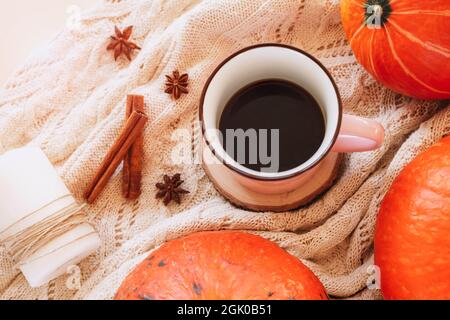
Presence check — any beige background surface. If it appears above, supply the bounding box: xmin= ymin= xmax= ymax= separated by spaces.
xmin=0 ymin=0 xmax=98 ymax=87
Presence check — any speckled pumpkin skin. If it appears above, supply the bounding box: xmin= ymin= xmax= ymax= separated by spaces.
xmin=375 ymin=136 xmax=450 ymax=300
xmin=115 ymin=231 xmax=328 ymax=300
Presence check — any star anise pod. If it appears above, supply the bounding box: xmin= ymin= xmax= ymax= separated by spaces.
xmin=107 ymin=26 xmax=141 ymax=61
xmin=165 ymin=71 xmax=189 ymax=100
xmin=156 ymin=174 xmax=190 ymax=205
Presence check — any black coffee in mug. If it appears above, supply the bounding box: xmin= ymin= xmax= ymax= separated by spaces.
xmin=219 ymin=79 xmax=325 ymax=173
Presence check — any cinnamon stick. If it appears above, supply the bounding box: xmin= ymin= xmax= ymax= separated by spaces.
xmin=84 ymin=110 xmax=148 ymax=204
xmin=122 ymin=95 xmax=145 ymax=199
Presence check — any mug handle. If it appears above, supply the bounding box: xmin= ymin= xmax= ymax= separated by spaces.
xmin=332 ymin=114 xmax=385 ymax=153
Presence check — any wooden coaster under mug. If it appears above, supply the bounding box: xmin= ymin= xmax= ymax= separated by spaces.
xmin=202 ymin=141 xmax=342 ymax=211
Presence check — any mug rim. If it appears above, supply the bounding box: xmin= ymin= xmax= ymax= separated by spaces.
xmin=199 ymin=43 xmax=343 ymax=181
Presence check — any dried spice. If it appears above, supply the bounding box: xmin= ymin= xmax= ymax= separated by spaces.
xmin=122 ymin=95 xmax=145 ymax=200
xmin=156 ymin=174 xmax=190 ymax=205
xmin=164 ymin=71 xmax=189 ymax=100
xmin=107 ymin=26 xmax=141 ymax=61
xmin=84 ymin=111 xmax=148 ymax=204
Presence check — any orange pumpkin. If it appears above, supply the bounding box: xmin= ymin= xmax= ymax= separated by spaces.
xmin=340 ymin=0 xmax=450 ymax=100
xmin=115 ymin=231 xmax=328 ymax=300
xmin=375 ymin=136 xmax=450 ymax=300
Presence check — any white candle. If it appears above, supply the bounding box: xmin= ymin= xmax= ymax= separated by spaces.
xmin=0 ymin=147 xmax=100 ymax=288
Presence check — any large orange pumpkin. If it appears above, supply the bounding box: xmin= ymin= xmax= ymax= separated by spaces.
xmin=341 ymin=0 xmax=450 ymax=100
xmin=115 ymin=231 xmax=328 ymax=300
xmin=375 ymin=136 xmax=450 ymax=300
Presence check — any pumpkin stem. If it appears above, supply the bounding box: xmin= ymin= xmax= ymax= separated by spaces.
xmin=364 ymin=0 xmax=392 ymax=28
xmin=373 ymin=5 xmax=383 ymax=19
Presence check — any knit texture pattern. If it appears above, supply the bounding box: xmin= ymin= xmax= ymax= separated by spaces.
xmin=0 ymin=0 xmax=449 ymax=300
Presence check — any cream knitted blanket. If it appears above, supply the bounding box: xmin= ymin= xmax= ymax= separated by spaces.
xmin=0 ymin=0 xmax=448 ymax=300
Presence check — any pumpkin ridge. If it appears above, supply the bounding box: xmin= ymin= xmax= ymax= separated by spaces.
xmin=384 ymin=25 xmax=450 ymax=95
xmin=390 ymin=10 xmax=450 ymax=16
xmin=350 ymin=0 xmax=364 ymax=8
xmin=349 ymin=22 xmax=367 ymax=45
xmin=388 ymin=20 xmax=450 ymax=57
xmin=368 ymin=32 xmax=380 ymax=79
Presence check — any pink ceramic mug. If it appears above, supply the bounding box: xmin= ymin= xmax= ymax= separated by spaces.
xmin=200 ymin=44 xmax=384 ymax=197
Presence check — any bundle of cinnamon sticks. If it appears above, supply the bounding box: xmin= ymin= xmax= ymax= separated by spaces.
xmin=84 ymin=95 xmax=147 ymax=204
